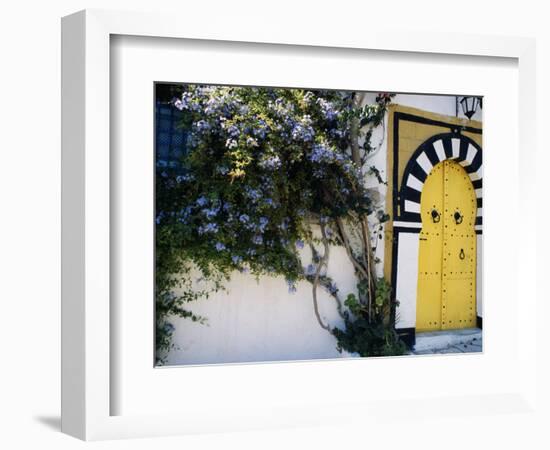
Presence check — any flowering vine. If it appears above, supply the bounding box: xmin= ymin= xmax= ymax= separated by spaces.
xmin=155 ymin=85 xmax=405 ymax=363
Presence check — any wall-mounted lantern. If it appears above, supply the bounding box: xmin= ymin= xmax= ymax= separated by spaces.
xmin=459 ymin=96 xmax=482 ymax=119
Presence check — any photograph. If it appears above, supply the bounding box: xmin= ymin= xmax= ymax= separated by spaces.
xmin=154 ymin=83 xmax=483 ymax=366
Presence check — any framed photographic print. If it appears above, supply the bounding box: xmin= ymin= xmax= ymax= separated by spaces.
xmin=62 ymin=9 xmax=538 ymax=441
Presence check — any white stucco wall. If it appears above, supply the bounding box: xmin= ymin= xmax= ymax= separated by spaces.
xmin=394 ymin=234 xmax=421 ymax=329
xmin=165 ymin=93 xmax=482 ymax=365
xmin=166 ymin=245 xmax=357 ymax=365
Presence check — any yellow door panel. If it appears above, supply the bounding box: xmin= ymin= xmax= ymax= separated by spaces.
xmin=444 ymin=279 xmax=477 ymax=329
xmin=416 ymin=159 xmax=477 ymax=332
xmin=416 ymin=162 xmax=444 ymax=332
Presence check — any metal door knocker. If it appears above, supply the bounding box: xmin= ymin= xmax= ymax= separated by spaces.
xmin=459 ymin=248 xmax=465 ymax=260
xmin=454 ymin=211 xmax=463 ymax=225
xmin=431 ymin=209 xmax=441 ymax=223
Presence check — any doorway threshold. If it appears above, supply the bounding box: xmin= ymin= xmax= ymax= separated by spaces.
xmin=412 ymin=328 xmax=482 ymax=354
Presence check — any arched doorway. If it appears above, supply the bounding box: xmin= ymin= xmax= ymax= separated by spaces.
xmin=416 ymin=159 xmax=477 ymax=331
xmin=384 ymin=111 xmax=483 ymax=344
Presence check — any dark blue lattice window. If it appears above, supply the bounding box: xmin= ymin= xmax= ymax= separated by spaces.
xmin=155 ymin=101 xmax=188 ymax=173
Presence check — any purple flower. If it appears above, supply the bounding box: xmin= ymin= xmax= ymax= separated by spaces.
xmin=317 ymin=98 xmax=339 ymax=121
xmin=204 ymin=96 xmax=222 ymax=115
xmin=155 ymin=212 xmax=164 ymax=225
xmin=215 ymin=242 xmax=226 ymax=251
xmin=296 ymin=240 xmax=304 ymax=249
xmin=195 ymin=120 xmax=211 ymax=132
xmin=253 ymin=124 xmax=267 ymax=139
xmin=310 ymin=143 xmax=335 ymax=164
xmin=173 ymin=99 xmax=185 ymax=110
xmin=286 ymin=279 xmax=297 ymax=294
xmin=259 ymin=155 xmax=281 ymax=170
xmin=196 ymin=196 xmax=208 ymax=207
xmin=258 ymin=217 xmax=269 ymax=232
xmin=232 ymin=255 xmax=243 ymax=265
xmin=202 ymin=205 xmax=220 ymax=220
xmin=178 ymin=207 xmax=192 ymax=224
xmin=173 ymin=92 xmax=193 ymax=111
xmin=176 ymin=174 xmax=194 ymax=183
xmin=305 ymin=264 xmax=316 ymax=276
xmin=252 ymin=235 xmax=263 ymax=245
xmin=198 ymin=223 xmax=219 ymax=234
xmin=225 ymin=139 xmax=238 ymax=149
xmin=239 ymin=214 xmax=250 ymax=224
xmin=227 ymin=125 xmax=240 ymax=138
xmin=291 ymin=122 xmax=314 ymax=142
xmin=162 ymin=322 xmax=175 ymax=334
xmin=244 ymin=186 xmax=262 ymax=202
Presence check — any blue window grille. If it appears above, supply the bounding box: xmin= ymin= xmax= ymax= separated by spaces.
xmin=155 ymin=101 xmax=188 ymax=172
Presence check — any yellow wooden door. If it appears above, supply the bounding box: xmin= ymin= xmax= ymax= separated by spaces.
xmin=416 ymin=160 xmax=477 ymax=331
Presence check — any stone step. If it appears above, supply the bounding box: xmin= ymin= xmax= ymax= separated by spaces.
xmin=413 ymin=328 xmax=482 ymax=353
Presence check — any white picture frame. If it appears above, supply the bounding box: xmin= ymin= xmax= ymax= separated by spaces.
xmin=61 ymin=9 xmax=538 ymax=441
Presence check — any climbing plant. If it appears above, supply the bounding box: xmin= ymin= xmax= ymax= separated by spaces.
xmin=155 ymin=85 xmax=405 ymax=363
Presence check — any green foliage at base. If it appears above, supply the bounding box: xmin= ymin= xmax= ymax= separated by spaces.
xmin=333 ymin=278 xmax=407 ymax=357
xmin=333 ymin=320 xmax=407 ymax=357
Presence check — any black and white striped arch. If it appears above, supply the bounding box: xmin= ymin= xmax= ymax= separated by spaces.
xmin=394 ymin=133 xmax=483 ymax=233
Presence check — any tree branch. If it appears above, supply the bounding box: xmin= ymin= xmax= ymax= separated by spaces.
xmin=311 ymin=222 xmax=331 ymax=331
xmin=360 ymin=217 xmax=376 ymax=319
xmin=350 ymin=92 xmax=366 ymax=168
xmin=335 ymin=217 xmax=369 ymax=281
xmin=320 ymin=223 xmax=345 ymax=319
xmin=349 ymin=92 xmax=380 ymax=320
